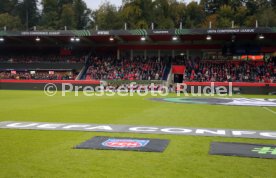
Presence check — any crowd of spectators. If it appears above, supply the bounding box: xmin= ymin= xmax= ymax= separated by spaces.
xmin=85 ymin=55 xmax=275 ymax=83
xmin=0 ymin=54 xmax=275 ymax=83
xmin=0 ymin=72 xmax=74 ymax=80
xmin=86 ymin=56 xmax=164 ymax=80
xmin=182 ymin=58 xmax=275 ymax=83
xmin=0 ymin=55 xmax=85 ymax=63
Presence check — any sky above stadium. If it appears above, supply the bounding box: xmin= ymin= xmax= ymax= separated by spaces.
xmin=84 ymin=0 xmax=198 ymax=10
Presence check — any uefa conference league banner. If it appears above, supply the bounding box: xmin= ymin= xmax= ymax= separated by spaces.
xmin=0 ymin=121 xmax=275 ymax=140
xmin=0 ymin=27 xmax=275 ymax=37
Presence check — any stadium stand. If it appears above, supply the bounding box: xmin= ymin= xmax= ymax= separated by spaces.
xmin=84 ymin=55 xmax=275 ymax=83
xmin=0 ymin=54 xmax=275 ymax=83
xmin=86 ymin=56 xmax=164 ymax=80
xmin=0 ymin=54 xmax=86 ymax=80
xmin=181 ymin=58 xmax=275 ymax=83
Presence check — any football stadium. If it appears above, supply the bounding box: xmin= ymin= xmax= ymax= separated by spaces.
xmin=0 ymin=0 xmax=276 ymax=177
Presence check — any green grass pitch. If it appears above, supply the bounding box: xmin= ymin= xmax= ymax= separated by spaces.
xmin=0 ymin=90 xmax=276 ymax=178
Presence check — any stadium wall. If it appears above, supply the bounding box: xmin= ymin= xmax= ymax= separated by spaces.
xmin=0 ymin=80 xmax=275 ymax=94
xmin=182 ymin=82 xmax=276 ymax=95
xmin=0 ymin=80 xmax=101 ymax=91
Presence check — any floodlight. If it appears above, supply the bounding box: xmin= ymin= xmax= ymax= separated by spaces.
xmin=172 ymin=36 xmax=178 ymax=41
xmin=141 ymin=36 xmax=146 ymax=41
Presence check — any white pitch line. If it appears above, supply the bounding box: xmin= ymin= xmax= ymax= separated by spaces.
xmin=263 ymin=107 xmax=276 ymax=115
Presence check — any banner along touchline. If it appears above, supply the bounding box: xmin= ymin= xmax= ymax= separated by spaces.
xmin=0 ymin=121 xmax=275 ymax=140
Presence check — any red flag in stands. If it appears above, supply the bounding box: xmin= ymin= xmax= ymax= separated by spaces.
xmin=172 ymin=65 xmax=185 ymax=74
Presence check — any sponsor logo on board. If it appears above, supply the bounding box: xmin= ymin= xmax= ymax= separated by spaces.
xmin=102 ymin=139 xmax=149 ymax=148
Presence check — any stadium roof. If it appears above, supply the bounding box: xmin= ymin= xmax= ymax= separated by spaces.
xmin=0 ymin=27 xmax=276 ymax=52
